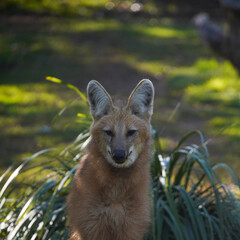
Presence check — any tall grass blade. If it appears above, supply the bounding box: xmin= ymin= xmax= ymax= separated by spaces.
xmin=46 ymin=76 xmax=87 ymax=102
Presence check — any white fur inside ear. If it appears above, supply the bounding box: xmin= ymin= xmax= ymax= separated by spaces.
xmin=87 ymin=80 xmax=112 ymax=119
xmin=128 ymin=79 xmax=154 ymax=119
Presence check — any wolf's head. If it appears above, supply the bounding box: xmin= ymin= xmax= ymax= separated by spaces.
xmin=87 ymin=80 xmax=154 ymax=168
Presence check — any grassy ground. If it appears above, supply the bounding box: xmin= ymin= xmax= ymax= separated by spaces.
xmin=0 ymin=1 xmax=239 ymax=182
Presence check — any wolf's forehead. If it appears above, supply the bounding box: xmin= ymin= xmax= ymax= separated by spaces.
xmin=104 ymin=113 xmax=135 ymax=129
xmin=110 ymin=116 xmax=128 ymax=130
xmin=102 ymin=121 xmax=127 ymax=132
xmin=114 ymin=120 xmax=128 ymax=131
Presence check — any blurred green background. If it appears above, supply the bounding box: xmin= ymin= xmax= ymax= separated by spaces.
xmin=0 ymin=0 xmax=239 ymax=181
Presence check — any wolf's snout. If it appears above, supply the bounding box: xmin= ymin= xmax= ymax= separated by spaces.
xmin=112 ymin=150 xmax=126 ymax=164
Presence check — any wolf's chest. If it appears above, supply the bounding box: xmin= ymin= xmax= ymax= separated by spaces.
xmin=98 ymin=202 xmax=126 ymax=222
xmin=86 ymin=199 xmax=130 ymax=233
xmin=94 ymin=186 xmax=130 ymax=224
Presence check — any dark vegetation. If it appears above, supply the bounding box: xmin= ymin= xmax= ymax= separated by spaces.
xmin=1 ymin=123 xmax=240 ymax=239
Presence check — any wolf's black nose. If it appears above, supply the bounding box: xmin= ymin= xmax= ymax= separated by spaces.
xmin=113 ymin=150 xmax=126 ymax=164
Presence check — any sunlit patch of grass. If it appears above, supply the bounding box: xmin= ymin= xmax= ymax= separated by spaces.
xmin=194 ymin=58 xmax=220 ymax=70
xmin=46 ymin=37 xmax=75 ymax=55
xmin=208 ymin=117 xmax=240 ymax=139
xmin=186 ymin=61 xmax=240 ymax=107
xmin=103 ymin=22 xmax=203 ymax=77
xmin=79 ymin=0 xmax=109 ymax=7
xmin=205 ymin=77 xmax=230 ymax=91
xmin=0 ymin=82 xmax=88 ymax=167
xmin=223 ymin=125 xmax=240 ymax=139
xmin=133 ymin=24 xmax=195 ymax=39
xmin=109 ymin=23 xmax=207 ymax=73
xmin=126 ymin=57 xmax=170 ymax=75
xmin=49 ymin=19 xmax=193 ymax=40
xmin=49 ymin=19 xmax=121 ymax=33
xmin=167 ymin=67 xmax=203 ymax=92
xmin=167 ymin=59 xmax=222 ymax=92
xmin=0 ymin=84 xmax=65 ymax=106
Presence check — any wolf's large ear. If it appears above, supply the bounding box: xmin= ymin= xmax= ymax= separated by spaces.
xmin=87 ymin=80 xmax=113 ymax=120
xmin=127 ymin=79 xmax=154 ymax=120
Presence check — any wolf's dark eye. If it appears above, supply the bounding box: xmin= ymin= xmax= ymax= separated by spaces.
xmin=126 ymin=129 xmax=137 ymax=137
xmin=104 ymin=130 xmax=114 ymax=137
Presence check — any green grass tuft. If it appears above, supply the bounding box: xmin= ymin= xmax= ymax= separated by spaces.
xmin=0 ymin=132 xmax=90 ymax=240
xmin=0 ymin=130 xmax=239 ymax=240
xmin=148 ymin=130 xmax=240 ymax=240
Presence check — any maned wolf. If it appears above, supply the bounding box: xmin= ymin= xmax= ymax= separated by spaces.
xmin=67 ymin=79 xmax=154 ymax=240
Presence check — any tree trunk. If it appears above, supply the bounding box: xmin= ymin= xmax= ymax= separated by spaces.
xmin=224 ymin=8 xmax=240 ymax=72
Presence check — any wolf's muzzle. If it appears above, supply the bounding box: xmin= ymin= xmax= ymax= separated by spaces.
xmin=112 ymin=149 xmax=126 ymax=164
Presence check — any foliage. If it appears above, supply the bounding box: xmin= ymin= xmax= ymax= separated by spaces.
xmin=0 ymin=130 xmax=240 ymax=240
xmin=0 ymin=132 xmax=90 ymax=240
xmin=149 ymin=130 xmax=240 ymax=240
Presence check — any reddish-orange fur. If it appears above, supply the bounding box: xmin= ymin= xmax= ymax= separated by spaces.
xmin=67 ymin=80 xmax=153 ymax=240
